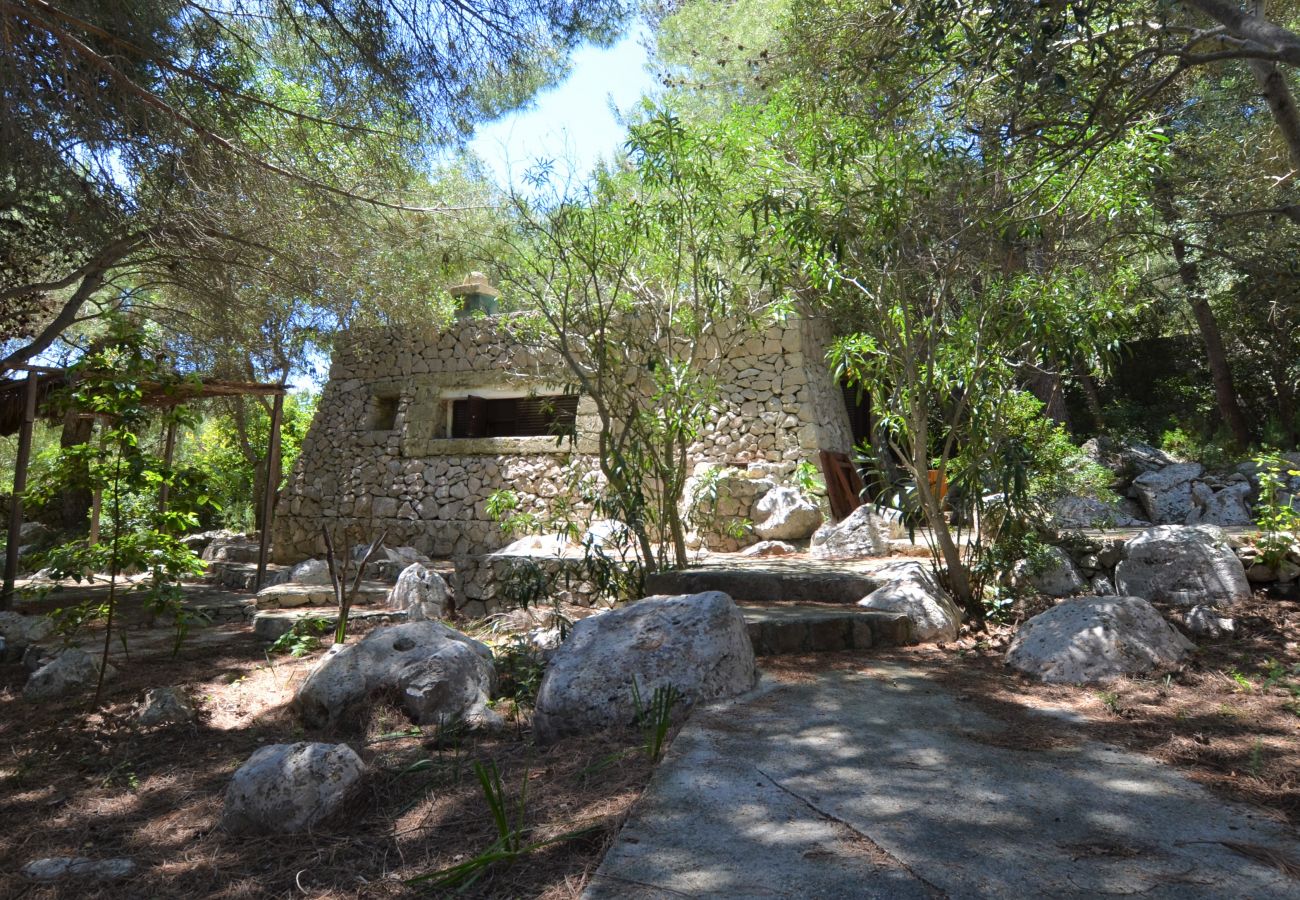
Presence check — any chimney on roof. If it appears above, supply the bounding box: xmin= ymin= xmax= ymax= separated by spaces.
xmin=449 ymin=272 xmax=500 ymax=319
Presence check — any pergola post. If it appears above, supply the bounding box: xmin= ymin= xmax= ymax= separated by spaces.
xmin=3 ymin=374 xmax=40 ymax=608
xmin=157 ymin=418 xmax=178 ymax=525
xmin=255 ymin=392 xmax=284 ymax=591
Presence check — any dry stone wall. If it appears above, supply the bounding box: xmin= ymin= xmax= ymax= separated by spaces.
xmin=274 ymin=312 xmax=853 ymax=563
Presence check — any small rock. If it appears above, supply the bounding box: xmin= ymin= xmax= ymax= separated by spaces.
xmin=21 ymin=856 xmax=137 ymax=882
xmin=387 ymin=563 xmax=452 ymax=621
xmin=740 ymin=540 xmax=797 ymax=558
xmin=1015 ymin=547 xmax=1086 ymax=598
xmin=1090 ymin=575 xmax=1116 ymax=596
xmin=23 ymin=648 xmax=116 ymax=702
xmin=1006 ymin=596 xmax=1194 ymax=683
xmin=751 ymin=487 xmax=822 ymax=540
xmin=223 ymin=742 xmax=365 ymax=835
xmin=1185 ymin=605 xmax=1235 ymax=639
xmin=137 ymin=686 xmax=197 ymax=726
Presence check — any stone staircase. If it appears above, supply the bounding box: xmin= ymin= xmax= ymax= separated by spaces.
xmin=646 ymin=558 xmax=918 ymax=656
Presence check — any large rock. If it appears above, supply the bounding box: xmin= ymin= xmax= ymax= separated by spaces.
xmin=23 ymin=648 xmax=116 ymax=702
xmin=1082 ymin=437 xmax=1176 ymax=480
xmin=387 ymin=563 xmax=451 ymax=621
xmin=1130 ymin=463 xmax=1204 ymax=524
xmin=1187 ymin=481 xmax=1253 ymax=527
xmin=1006 ymin=596 xmax=1194 ymax=683
xmin=809 ymin=504 xmax=889 ymax=559
xmin=293 ymin=621 xmax=497 ymax=731
xmin=1114 ymin=525 xmax=1251 ymax=607
xmin=0 ymin=611 xmax=54 ymax=662
xmin=533 ymin=591 xmax=758 ymax=743
xmin=1048 ymin=496 xmax=1150 ymax=530
xmin=857 ymin=561 xmax=961 ymax=642
xmin=222 ymin=742 xmax=364 ymax=835
xmin=290 ymin=559 xmax=333 ymax=585
xmin=752 ymin=487 xmax=822 ymax=540
xmin=1015 ymin=546 xmax=1086 ymax=598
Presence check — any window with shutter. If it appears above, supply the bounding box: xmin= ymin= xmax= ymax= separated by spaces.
xmin=449 ymin=394 xmax=578 ymax=438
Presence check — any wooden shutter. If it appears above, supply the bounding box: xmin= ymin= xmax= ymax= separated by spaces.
xmin=465 ymin=395 xmax=487 ymax=438
xmin=820 ymin=450 xmax=866 ymax=522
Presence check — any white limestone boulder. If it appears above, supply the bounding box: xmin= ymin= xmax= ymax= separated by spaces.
xmin=532 ymin=591 xmax=758 ymax=743
xmin=752 ymin=487 xmax=823 ymax=540
xmin=1015 ymin=546 xmax=1086 ymax=598
xmin=23 ymin=648 xmax=116 ymax=702
xmin=1049 ymin=496 xmax=1150 ymax=529
xmin=222 ymin=742 xmax=364 ymax=835
xmin=387 ymin=563 xmax=452 ymax=621
xmin=293 ymin=621 xmax=497 ymax=731
xmin=857 ymin=561 xmax=961 ymax=642
xmin=1187 ymin=481 xmax=1253 ymax=527
xmin=809 ymin=504 xmax=889 ymax=559
xmin=290 ymin=558 xmax=333 ymax=585
xmin=0 ymin=611 xmax=54 ymax=663
xmin=1130 ymin=463 xmax=1203 ymax=524
xmin=137 ymin=686 xmax=197 ymax=727
xmin=1114 ymin=525 xmax=1251 ymax=607
xmin=1006 ymin=596 xmax=1194 ymax=683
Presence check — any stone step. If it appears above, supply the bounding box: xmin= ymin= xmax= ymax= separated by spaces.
xmin=647 ymin=564 xmax=892 ymax=605
xmin=252 ymin=606 xmax=408 ymax=642
xmin=741 ymin=603 xmax=914 ymax=656
xmin=253 ymin=581 xmax=391 ymax=610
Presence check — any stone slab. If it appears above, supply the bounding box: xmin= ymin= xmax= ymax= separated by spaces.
xmin=740 ymin=604 xmax=913 ymax=655
xmin=587 ymin=665 xmax=1300 ymax=899
xmin=646 ymin=559 xmax=903 ymax=605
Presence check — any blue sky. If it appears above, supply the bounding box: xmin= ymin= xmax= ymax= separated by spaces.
xmin=468 ymin=25 xmax=657 ymax=190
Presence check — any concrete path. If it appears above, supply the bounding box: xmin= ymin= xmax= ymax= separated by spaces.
xmin=587 ymin=663 xmax=1300 ymax=899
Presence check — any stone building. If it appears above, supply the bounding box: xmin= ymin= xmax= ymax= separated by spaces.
xmin=272 ymin=278 xmax=856 ymax=562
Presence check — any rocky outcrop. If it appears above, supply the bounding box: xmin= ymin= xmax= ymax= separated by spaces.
xmin=857 ymin=561 xmax=962 ymax=642
xmin=1131 ymin=463 xmax=1203 ymax=525
xmin=752 ymin=487 xmax=822 ymax=540
xmin=1006 ymin=596 xmax=1194 ymax=683
xmin=293 ymin=621 xmax=497 ymax=731
xmin=1187 ymin=481 xmax=1253 ymax=527
xmin=532 ymin=591 xmax=758 ymax=743
xmin=809 ymin=505 xmax=889 ymax=560
xmin=1049 ymin=496 xmax=1150 ymax=529
xmin=1114 ymin=525 xmax=1251 ymax=607
xmin=222 ymin=742 xmax=364 ymax=835
xmin=23 ymin=648 xmax=116 ymax=702
xmin=387 ymin=563 xmax=452 ymax=621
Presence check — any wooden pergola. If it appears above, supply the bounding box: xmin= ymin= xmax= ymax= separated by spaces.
xmin=1 ymin=365 xmax=288 ymax=607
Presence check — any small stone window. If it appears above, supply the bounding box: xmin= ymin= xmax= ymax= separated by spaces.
xmin=449 ymin=394 xmax=578 ymax=439
xmin=369 ymin=393 xmax=400 ymax=431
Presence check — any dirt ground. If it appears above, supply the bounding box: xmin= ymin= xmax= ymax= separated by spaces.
xmin=4 ymin=583 xmax=1298 ymax=897
xmin=0 ymin=595 xmax=657 ymax=900
xmin=766 ymin=587 xmax=1300 ymax=829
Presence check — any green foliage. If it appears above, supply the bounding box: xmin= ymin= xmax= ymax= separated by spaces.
xmin=492 ymin=635 xmax=549 ymax=707
xmin=268 ymin=617 xmax=332 ymax=658
xmin=29 ymin=322 xmax=215 ymax=682
xmin=631 ymin=677 xmax=681 ymax=763
xmin=485 ymin=489 xmax=543 ymax=538
xmin=1254 ymin=453 xmax=1300 ymax=567
xmin=408 ymin=759 xmax=601 ymax=890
